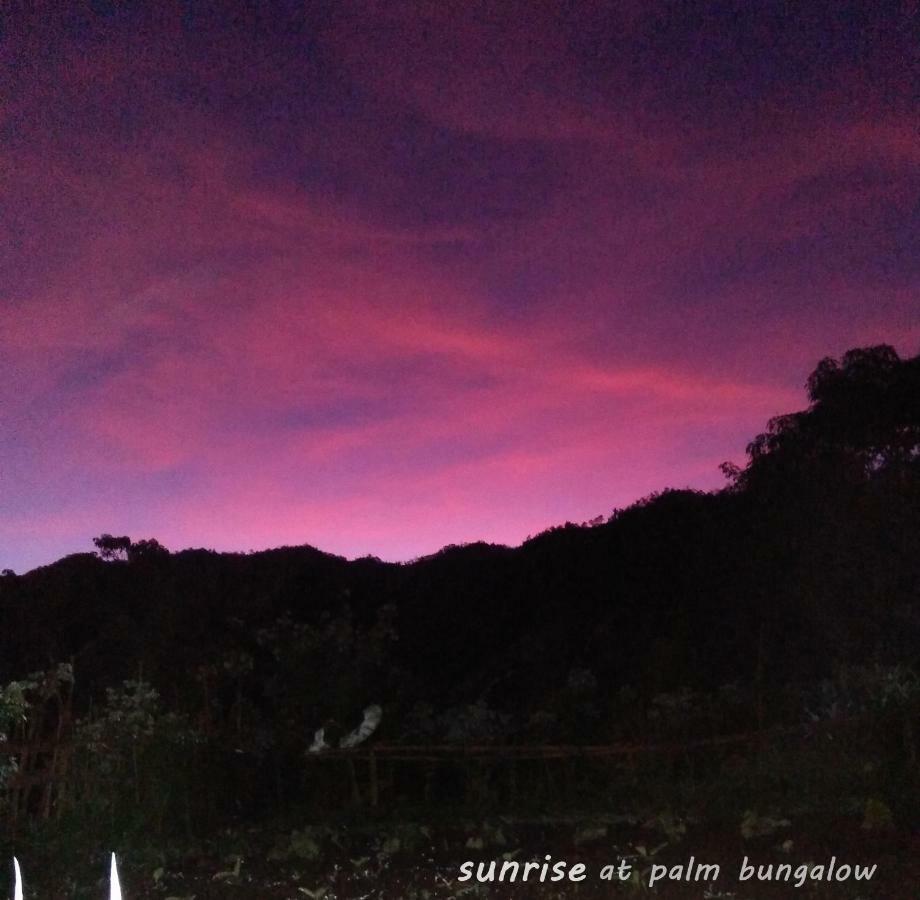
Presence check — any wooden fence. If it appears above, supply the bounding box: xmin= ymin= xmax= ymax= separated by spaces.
xmin=0 ymin=668 xmax=73 ymax=825
xmin=300 ymin=720 xmax=855 ymax=809
xmin=1 ymin=676 xmax=875 ymax=823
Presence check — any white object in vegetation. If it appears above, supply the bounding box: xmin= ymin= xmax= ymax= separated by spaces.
xmin=340 ymin=704 xmax=382 ymax=748
xmin=111 ymin=853 xmax=122 ymax=900
xmin=308 ymin=704 xmax=382 ymax=752
xmin=13 ymin=857 xmax=22 ymax=900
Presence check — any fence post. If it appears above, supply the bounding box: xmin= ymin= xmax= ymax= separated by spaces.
xmin=368 ymin=751 xmax=379 ymax=807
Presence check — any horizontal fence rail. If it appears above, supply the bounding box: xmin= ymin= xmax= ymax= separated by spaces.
xmin=301 ymin=718 xmax=860 ymax=761
xmin=1 ymin=715 xmax=869 ymax=821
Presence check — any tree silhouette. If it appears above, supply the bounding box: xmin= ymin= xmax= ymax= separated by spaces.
xmin=92 ymin=534 xmax=132 ymax=562
xmin=729 ymin=345 xmax=920 ymax=493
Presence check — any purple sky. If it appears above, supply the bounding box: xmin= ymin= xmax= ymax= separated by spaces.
xmin=2 ymin=2 xmax=918 ymax=573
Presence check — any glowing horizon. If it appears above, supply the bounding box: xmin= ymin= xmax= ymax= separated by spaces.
xmin=2 ymin=4 xmax=917 ymax=574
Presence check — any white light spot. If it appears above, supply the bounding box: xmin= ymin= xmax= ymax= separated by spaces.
xmin=110 ymin=853 xmax=122 ymax=900
xmin=13 ymin=857 xmax=23 ymax=900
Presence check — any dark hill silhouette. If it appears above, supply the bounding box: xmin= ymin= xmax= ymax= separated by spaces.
xmin=1 ymin=345 xmax=918 ymax=745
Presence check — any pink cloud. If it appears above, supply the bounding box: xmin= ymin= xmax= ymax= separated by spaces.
xmin=1 ymin=2 xmax=915 ymax=572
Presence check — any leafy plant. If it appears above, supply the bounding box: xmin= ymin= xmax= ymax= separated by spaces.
xmin=64 ymin=678 xmax=203 ymax=841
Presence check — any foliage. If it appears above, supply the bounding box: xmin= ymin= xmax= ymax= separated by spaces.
xmin=92 ymin=534 xmax=132 ymax=561
xmin=0 ymin=663 xmax=73 ymax=797
xmin=802 ymin=664 xmax=920 ymax=722
xmin=252 ymin=603 xmax=399 ymax=747
xmin=93 ymin=534 xmax=169 ymax=562
xmin=64 ymin=678 xmax=203 ymax=841
xmin=439 ymin=700 xmax=513 ymax=744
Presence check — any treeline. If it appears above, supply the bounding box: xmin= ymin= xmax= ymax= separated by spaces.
xmin=1 ymin=345 xmax=918 ymax=752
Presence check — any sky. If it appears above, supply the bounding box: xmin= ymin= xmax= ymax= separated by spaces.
xmin=1 ymin=1 xmax=918 ymax=573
